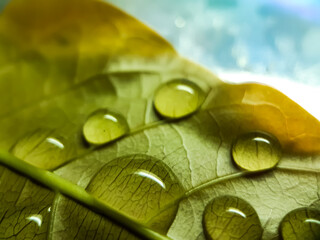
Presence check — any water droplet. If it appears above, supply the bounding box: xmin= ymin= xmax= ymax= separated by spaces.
xmin=82 ymin=109 xmax=129 ymax=145
xmin=280 ymin=207 xmax=320 ymax=240
xmin=26 ymin=214 xmax=43 ymax=227
xmin=86 ymin=154 xmax=185 ymax=234
xmin=11 ymin=129 xmax=73 ymax=169
xmin=203 ymin=195 xmax=262 ymax=240
xmin=153 ymin=79 xmax=205 ymax=119
xmin=232 ymin=132 xmax=282 ymax=171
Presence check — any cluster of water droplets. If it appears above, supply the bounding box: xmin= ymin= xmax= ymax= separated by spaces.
xmin=202 ymin=196 xmax=320 ymax=240
xmin=80 ymin=78 xmax=205 ymax=146
xmin=9 ymin=77 xmax=319 ymax=239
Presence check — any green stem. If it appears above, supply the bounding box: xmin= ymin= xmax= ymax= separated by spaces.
xmin=0 ymin=150 xmax=171 ymax=240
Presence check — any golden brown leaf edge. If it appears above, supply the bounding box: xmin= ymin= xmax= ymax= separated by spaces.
xmin=0 ymin=0 xmax=320 ymax=240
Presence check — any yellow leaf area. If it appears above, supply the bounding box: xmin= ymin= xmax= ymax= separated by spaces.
xmin=207 ymin=83 xmax=320 ymax=154
xmin=0 ymin=0 xmax=319 ymax=240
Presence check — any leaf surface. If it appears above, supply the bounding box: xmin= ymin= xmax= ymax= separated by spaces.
xmin=0 ymin=0 xmax=319 ymax=240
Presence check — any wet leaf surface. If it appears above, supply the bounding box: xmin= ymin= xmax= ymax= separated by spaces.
xmin=0 ymin=0 xmax=319 ymax=239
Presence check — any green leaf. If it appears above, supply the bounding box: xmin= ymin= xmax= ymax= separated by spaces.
xmin=0 ymin=0 xmax=320 ymax=240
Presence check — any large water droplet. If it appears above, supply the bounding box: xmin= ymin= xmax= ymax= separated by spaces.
xmin=82 ymin=109 xmax=129 ymax=145
xmin=153 ymin=79 xmax=205 ymax=119
xmin=203 ymin=195 xmax=262 ymax=240
xmin=11 ymin=129 xmax=73 ymax=169
xmin=86 ymin=154 xmax=185 ymax=234
xmin=280 ymin=207 xmax=320 ymax=240
xmin=232 ymin=132 xmax=282 ymax=171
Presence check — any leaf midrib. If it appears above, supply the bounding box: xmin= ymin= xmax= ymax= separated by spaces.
xmin=0 ymin=150 xmax=171 ymax=240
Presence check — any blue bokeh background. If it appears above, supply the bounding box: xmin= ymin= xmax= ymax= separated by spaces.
xmin=107 ymin=0 xmax=320 ymax=86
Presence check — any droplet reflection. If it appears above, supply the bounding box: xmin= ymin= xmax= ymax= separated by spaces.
xmin=227 ymin=207 xmax=246 ymax=218
xmin=26 ymin=214 xmax=43 ymax=227
xmin=103 ymin=114 xmax=118 ymax=122
xmin=134 ymin=170 xmax=166 ymax=189
xmin=46 ymin=137 xmax=64 ymax=149
xmin=305 ymin=219 xmax=320 ymax=225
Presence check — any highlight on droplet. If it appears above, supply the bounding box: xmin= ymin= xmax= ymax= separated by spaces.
xmin=26 ymin=214 xmax=43 ymax=227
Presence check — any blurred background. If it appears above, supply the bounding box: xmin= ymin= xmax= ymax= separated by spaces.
xmin=107 ymin=0 xmax=320 ymax=83
xmin=106 ymin=0 xmax=320 ymax=119
xmin=1 ymin=0 xmax=319 ymax=118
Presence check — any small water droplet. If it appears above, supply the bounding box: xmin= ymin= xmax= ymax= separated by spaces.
xmin=86 ymin=154 xmax=185 ymax=233
xmin=280 ymin=207 xmax=320 ymax=240
xmin=232 ymin=132 xmax=282 ymax=171
xmin=153 ymin=79 xmax=205 ymax=119
xmin=82 ymin=109 xmax=129 ymax=145
xmin=11 ymin=129 xmax=73 ymax=169
xmin=203 ymin=195 xmax=262 ymax=240
xmin=26 ymin=214 xmax=43 ymax=227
